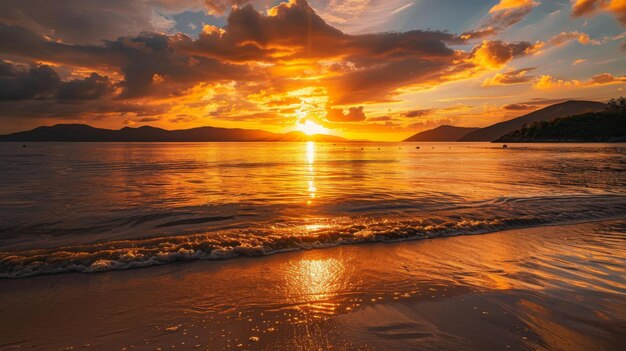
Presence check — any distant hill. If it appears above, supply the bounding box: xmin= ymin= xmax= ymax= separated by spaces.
xmin=0 ymin=124 xmax=347 ymax=142
xmin=495 ymin=111 xmax=626 ymax=142
xmin=403 ymin=125 xmax=479 ymax=142
xmin=459 ymin=100 xmax=606 ymax=141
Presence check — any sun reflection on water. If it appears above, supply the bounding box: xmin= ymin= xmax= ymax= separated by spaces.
xmin=305 ymin=141 xmax=316 ymax=204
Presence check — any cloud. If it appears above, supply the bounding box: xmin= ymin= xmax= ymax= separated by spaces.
xmin=511 ymin=97 xmax=575 ymax=106
xmin=0 ymin=0 xmax=205 ymax=44
xmin=470 ymin=40 xmax=536 ymax=69
xmin=0 ymin=0 xmax=541 ymax=127
xmin=0 ymin=60 xmax=112 ymax=101
xmin=461 ymin=0 xmax=539 ymax=40
xmin=367 ymin=116 xmax=393 ymax=122
xmin=571 ymin=0 xmax=626 ymax=26
xmin=533 ymin=73 xmax=626 ymax=89
xmin=518 ymin=30 xmax=599 ymax=56
xmin=546 ymin=31 xmax=601 ymax=46
xmin=0 ymin=24 xmax=253 ymax=98
xmin=404 ymin=109 xmax=435 ymax=118
xmin=489 ymin=0 xmax=539 ymax=13
xmin=572 ymin=58 xmax=588 ymax=65
xmin=308 ymin=0 xmax=416 ymax=34
xmin=266 ymin=96 xmax=301 ymax=106
xmin=503 ymin=103 xmax=535 ymax=110
xmin=0 ymin=61 xmax=60 ymax=100
xmin=57 ymin=73 xmax=114 ymax=100
xmin=482 ymin=67 xmax=536 ymax=87
xmin=325 ymin=106 xmax=366 ymax=122
xmin=204 ymin=0 xmax=253 ymax=15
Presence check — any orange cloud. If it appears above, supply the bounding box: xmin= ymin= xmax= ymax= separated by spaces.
xmin=482 ymin=67 xmax=536 ymax=86
xmin=533 ymin=73 xmax=626 ymax=89
xmin=470 ymin=40 xmax=535 ymax=70
xmin=547 ymin=31 xmax=601 ymax=46
xmin=490 ymin=0 xmax=539 ymax=13
xmin=325 ymin=106 xmax=366 ymax=122
xmin=462 ymin=0 xmax=539 ymax=40
xmin=572 ymin=0 xmax=626 ymax=26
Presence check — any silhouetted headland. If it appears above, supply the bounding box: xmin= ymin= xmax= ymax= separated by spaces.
xmin=403 ymin=100 xmax=611 ymax=142
xmin=458 ymin=100 xmax=607 ymax=141
xmin=403 ymin=125 xmax=479 ymax=142
xmin=0 ymin=124 xmax=348 ymax=142
xmin=496 ymin=111 xmax=626 ymax=142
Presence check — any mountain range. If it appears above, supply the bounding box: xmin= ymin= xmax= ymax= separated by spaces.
xmin=0 ymin=100 xmax=612 ymax=143
xmin=0 ymin=124 xmax=347 ymax=142
xmin=404 ymin=100 xmax=607 ymax=142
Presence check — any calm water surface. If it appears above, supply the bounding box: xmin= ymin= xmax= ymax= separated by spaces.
xmin=0 ymin=142 xmax=624 ymax=277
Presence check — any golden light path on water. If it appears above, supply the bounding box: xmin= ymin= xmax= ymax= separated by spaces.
xmin=306 ymin=141 xmax=316 ymax=205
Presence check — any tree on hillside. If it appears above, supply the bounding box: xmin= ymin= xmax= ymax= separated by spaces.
xmin=607 ymin=97 xmax=626 ymax=114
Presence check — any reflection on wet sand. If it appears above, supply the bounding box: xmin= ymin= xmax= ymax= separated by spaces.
xmin=286 ymin=257 xmax=345 ymax=317
xmin=0 ymin=220 xmax=624 ymax=350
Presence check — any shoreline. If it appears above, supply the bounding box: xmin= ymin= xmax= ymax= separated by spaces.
xmin=1 ymin=219 xmax=624 ymax=350
xmin=2 ymin=209 xmax=625 ymax=279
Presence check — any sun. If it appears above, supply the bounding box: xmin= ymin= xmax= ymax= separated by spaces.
xmin=298 ymin=120 xmax=328 ymax=135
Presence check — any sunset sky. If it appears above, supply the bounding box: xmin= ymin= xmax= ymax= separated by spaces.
xmin=0 ymin=0 xmax=624 ymax=141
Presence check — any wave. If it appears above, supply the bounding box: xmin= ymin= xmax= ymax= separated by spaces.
xmin=1 ymin=195 xmax=625 ymax=278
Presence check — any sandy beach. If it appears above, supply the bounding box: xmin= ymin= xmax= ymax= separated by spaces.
xmin=1 ymin=220 xmax=624 ymax=351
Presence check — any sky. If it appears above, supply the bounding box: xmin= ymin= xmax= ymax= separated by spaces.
xmin=0 ymin=0 xmax=624 ymax=141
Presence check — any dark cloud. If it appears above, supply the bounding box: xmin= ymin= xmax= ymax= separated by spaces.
xmin=0 ymin=99 xmax=171 ymax=123
xmin=325 ymin=106 xmax=366 ymax=122
xmin=0 ymin=60 xmax=113 ymax=101
xmin=0 ymin=24 xmax=253 ymax=98
xmin=520 ymin=97 xmax=575 ymax=105
xmin=0 ymin=0 xmax=179 ymax=44
xmin=110 ymin=33 xmax=253 ymax=98
xmin=57 ymin=73 xmax=113 ymax=100
xmin=503 ymin=103 xmax=533 ymax=110
xmin=0 ymin=61 xmax=59 ymax=100
xmin=138 ymin=117 xmax=161 ymax=122
xmin=503 ymin=97 xmax=575 ymax=110
xmin=404 ymin=109 xmax=434 ymax=118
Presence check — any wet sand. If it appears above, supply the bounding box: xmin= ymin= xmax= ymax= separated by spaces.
xmin=1 ymin=220 xmax=625 ymax=350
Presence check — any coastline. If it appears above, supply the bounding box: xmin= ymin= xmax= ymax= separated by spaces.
xmin=1 ymin=219 xmax=624 ymax=350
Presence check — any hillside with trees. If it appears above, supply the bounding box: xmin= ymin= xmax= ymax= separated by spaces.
xmin=495 ymin=97 xmax=626 ymax=142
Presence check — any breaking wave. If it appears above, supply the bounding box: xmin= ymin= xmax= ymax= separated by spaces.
xmin=1 ymin=194 xmax=625 ymax=278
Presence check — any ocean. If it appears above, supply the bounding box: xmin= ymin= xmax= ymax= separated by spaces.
xmin=0 ymin=142 xmax=624 ymax=278
xmin=1 ymin=141 xmax=626 ymax=350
